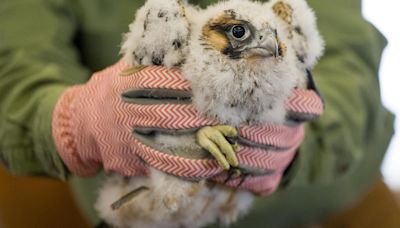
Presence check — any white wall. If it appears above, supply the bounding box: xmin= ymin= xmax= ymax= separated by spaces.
xmin=363 ymin=0 xmax=400 ymax=189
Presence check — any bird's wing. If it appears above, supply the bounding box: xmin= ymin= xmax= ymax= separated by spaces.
xmin=121 ymin=0 xmax=191 ymax=67
xmin=268 ymin=0 xmax=324 ymax=70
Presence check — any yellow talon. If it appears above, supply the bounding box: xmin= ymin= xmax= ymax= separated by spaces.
xmin=196 ymin=125 xmax=239 ymax=170
xmin=213 ymin=125 xmax=238 ymax=137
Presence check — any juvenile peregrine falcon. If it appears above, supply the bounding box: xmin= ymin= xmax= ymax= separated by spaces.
xmin=96 ymin=0 xmax=324 ymax=227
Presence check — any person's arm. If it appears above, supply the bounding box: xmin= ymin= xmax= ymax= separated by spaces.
xmin=293 ymin=0 xmax=391 ymax=185
xmin=0 ymin=0 xmax=90 ymax=179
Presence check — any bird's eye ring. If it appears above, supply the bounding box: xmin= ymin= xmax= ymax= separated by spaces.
xmin=231 ymin=25 xmax=248 ymax=40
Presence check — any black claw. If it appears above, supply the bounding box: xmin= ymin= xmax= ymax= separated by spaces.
xmin=226 ymin=136 xmax=238 ymax=145
xmin=223 ymin=170 xmax=235 ymax=184
xmin=237 ymin=173 xmax=250 ymax=188
xmin=224 ymin=168 xmax=242 ymax=185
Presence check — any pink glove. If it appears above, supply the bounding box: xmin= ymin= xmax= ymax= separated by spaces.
xmin=52 ymin=60 xmax=214 ymax=176
xmin=52 ymin=61 xmax=142 ymax=176
xmin=53 ymin=60 xmax=323 ymax=195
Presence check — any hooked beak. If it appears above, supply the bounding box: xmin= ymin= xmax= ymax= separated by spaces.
xmin=242 ymin=30 xmax=280 ymax=59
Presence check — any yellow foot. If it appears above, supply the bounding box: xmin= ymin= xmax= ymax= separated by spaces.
xmin=196 ymin=125 xmax=240 ymax=170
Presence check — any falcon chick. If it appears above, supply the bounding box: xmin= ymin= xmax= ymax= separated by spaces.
xmin=96 ymin=0 xmax=324 ymax=228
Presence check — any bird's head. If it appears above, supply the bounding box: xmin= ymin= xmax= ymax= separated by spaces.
xmin=183 ymin=1 xmax=304 ymax=125
xmin=201 ymin=8 xmax=286 ymax=62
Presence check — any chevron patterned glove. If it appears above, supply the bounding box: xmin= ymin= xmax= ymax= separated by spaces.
xmin=53 ymin=60 xmax=323 ymax=194
xmin=52 ymin=60 xmax=219 ymax=177
xmin=121 ymin=62 xmax=323 ymax=195
xmin=52 ymin=61 xmax=151 ymax=176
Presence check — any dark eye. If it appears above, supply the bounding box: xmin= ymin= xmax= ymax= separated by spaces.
xmin=231 ymin=25 xmax=247 ymax=40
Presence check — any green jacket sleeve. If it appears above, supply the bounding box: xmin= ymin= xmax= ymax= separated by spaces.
xmin=0 ymin=0 xmax=90 ymax=179
xmin=216 ymin=0 xmax=394 ymax=227
xmin=292 ymin=0 xmax=390 ymax=184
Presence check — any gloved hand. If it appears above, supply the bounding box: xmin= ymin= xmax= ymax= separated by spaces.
xmin=52 ymin=61 xmax=148 ymax=176
xmin=52 ymin=60 xmax=215 ymax=177
xmin=127 ymin=87 xmax=323 ymax=195
xmin=121 ymin=65 xmax=324 ymax=195
xmin=52 ymin=60 xmax=323 ymax=186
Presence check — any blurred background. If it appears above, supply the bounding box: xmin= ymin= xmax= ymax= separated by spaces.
xmin=363 ymin=0 xmax=400 ymax=190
